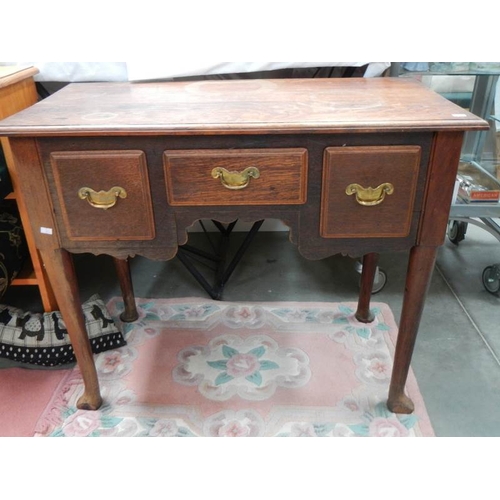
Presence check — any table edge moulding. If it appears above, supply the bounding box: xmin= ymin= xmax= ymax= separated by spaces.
xmin=0 ymin=77 xmax=487 ymax=413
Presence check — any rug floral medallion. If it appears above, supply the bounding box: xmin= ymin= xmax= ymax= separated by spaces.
xmin=34 ymin=298 xmax=434 ymax=437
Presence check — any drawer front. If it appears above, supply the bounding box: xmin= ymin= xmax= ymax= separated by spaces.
xmin=321 ymin=146 xmax=421 ymax=238
xmin=50 ymin=150 xmax=155 ymax=241
xmin=164 ymin=148 xmax=307 ymax=206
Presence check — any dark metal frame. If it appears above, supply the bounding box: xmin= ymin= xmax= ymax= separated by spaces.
xmin=176 ymin=220 xmax=264 ymax=300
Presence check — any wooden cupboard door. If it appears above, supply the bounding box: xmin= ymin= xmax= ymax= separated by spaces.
xmin=321 ymin=145 xmax=421 ymax=238
xmin=163 ymin=148 xmax=307 ymax=206
xmin=50 ymin=150 xmax=155 ymax=241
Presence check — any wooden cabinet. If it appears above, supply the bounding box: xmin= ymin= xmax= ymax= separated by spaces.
xmin=0 ymin=66 xmax=57 ymax=311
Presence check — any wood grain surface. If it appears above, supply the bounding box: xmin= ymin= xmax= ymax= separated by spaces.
xmin=0 ymin=67 xmax=58 ymax=311
xmin=0 ymin=78 xmax=488 ymax=136
xmin=164 ymin=148 xmax=307 ymax=206
xmin=0 ymin=66 xmax=38 ymax=92
xmin=50 ymin=150 xmax=155 ymax=241
xmin=320 ymin=145 xmax=421 ymax=238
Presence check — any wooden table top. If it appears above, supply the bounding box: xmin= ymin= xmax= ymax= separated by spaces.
xmin=0 ymin=77 xmax=488 ymax=136
xmin=0 ymin=66 xmax=38 ymax=89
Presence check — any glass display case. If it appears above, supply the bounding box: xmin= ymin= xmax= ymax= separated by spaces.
xmin=451 ymin=110 xmax=500 ymax=294
xmin=396 ymin=63 xmax=500 ymax=293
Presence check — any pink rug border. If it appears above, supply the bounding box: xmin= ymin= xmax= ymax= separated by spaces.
xmin=0 ymin=367 xmax=74 ymax=437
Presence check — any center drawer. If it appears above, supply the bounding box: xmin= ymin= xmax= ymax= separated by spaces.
xmin=163 ymin=148 xmax=308 ymax=206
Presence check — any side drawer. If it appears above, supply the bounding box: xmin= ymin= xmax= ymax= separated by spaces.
xmin=50 ymin=150 xmax=155 ymax=241
xmin=163 ymin=148 xmax=307 ymax=206
xmin=321 ymin=145 xmax=421 ymax=238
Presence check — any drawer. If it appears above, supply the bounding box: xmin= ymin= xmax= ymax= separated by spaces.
xmin=320 ymin=145 xmax=421 ymax=238
xmin=163 ymin=148 xmax=307 ymax=206
xmin=50 ymin=150 xmax=155 ymax=241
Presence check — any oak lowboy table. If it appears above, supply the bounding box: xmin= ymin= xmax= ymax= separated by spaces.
xmin=0 ymin=78 xmax=487 ymax=412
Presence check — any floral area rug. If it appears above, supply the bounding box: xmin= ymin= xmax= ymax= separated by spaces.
xmin=34 ymin=298 xmax=434 ymax=437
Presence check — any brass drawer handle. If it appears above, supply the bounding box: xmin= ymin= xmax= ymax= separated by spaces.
xmin=346 ymin=183 xmax=394 ymax=206
xmin=211 ymin=166 xmax=260 ymax=190
xmin=78 ymin=186 xmax=127 ymax=210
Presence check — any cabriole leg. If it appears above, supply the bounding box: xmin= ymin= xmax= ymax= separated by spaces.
xmin=40 ymin=248 xmax=102 ymax=410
